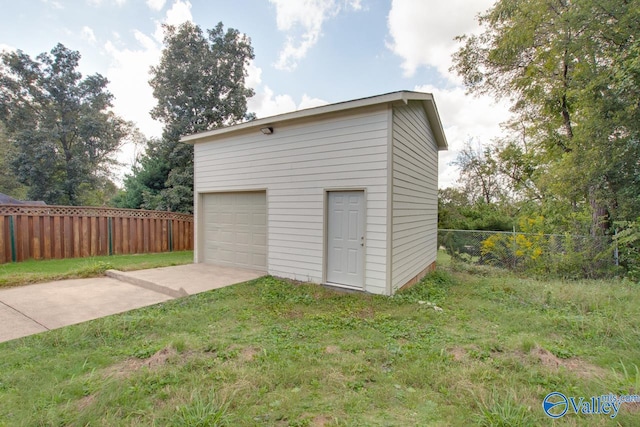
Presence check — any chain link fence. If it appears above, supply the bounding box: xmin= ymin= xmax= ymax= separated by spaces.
xmin=438 ymin=229 xmax=614 ymax=278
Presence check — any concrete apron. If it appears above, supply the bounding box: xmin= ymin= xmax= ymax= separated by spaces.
xmin=0 ymin=264 xmax=263 ymax=344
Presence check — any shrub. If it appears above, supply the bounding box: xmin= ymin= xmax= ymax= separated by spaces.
xmin=614 ymin=219 xmax=640 ymax=281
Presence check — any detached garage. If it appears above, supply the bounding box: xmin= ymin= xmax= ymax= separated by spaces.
xmin=182 ymin=91 xmax=448 ymax=296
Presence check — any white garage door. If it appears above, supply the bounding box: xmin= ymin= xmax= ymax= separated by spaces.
xmin=202 ymin=191 xmax=267 ymax=272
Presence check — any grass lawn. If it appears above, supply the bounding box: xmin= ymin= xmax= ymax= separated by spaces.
xmin=0 ymin=253 xmax=638 ymax=425
xmin=0 ymin=251 xmax=194 ymax=288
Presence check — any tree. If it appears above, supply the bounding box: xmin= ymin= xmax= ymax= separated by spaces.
xmin=137 ymin=21 xmax=255 ymax=213
xmin=0 ymin=122 xmax=28 ymax=199
xmin=112 ymin=137 xmax=170 ymax=210
xmin=0 ymin=44 xmax=131 ymax=205
xmin=453 ymin=141 xmax=504 ymax=205
xmin=438 ymin=187 xmax=514 ymax=231
xmin=452 ymin=0 xmax=640 ymax=235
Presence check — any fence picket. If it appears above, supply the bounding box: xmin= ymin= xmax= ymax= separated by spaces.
xmin=0 ymin=205 xmax=194 ymax=264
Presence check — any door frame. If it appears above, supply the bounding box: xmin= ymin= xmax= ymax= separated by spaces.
xmin=322 ymin=188 xmax=367 ymax=290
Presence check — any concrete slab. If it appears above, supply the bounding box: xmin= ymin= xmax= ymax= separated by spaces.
xmin=0 ymin=278 xmax=172 ymax=333
xmin=0 ymin=264 xmax=263 ymax=344
xmin=0 ymin=301 xmax=48 ymax=342
xmin=106 ymin=263 xmax=264 ymax=296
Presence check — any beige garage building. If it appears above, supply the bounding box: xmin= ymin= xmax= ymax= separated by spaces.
xmin=182 ymin=91 xmax=447 ymax=295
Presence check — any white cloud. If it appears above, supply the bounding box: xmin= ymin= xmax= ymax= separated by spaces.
xmin=298 ymin=94 xmax=328 ymax=110
xmin=414 ymin=84 xmax=512 ymax=188
xmin=104 ymin=31 xmax=162 ymax=138
xmin=164 ymin=0 xmax=192 ymax=25
xmin=387 ymin=0 xmax=494 ymax=80
xmin=350 ymin=0 xmax=362 ymax=11
xmin=81 ymin=26 xmax=97 ymax=44
xmin=246 ymin=62 xmax=328 ymax=119
xmin=87 ymin=0 xmax=126 ymax=6
xmin=248 ymin=86 xmax=297 ymax=118
xmin=0 ymin=44 xmax=16 ymax=53
xmin=41 ymin=0 xmax=63 ymax=9
xmin=104 ymin=0 xmax=193 ymax=179
xmin=146 ymin=0 xmax=166 ymax=11
xmin=245 ymin=61 xmax=263 ymax=89
xmin=270 ymin=0 xmax=362 ymax=71
xmin=153 ymin=0 xmax=193 ymax=42
xmin=245 ymin=58 xmax=329 ymax=118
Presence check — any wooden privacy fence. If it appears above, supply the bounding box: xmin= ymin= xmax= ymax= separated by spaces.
xmin=0 ymin=205 xmax=193 ymax=264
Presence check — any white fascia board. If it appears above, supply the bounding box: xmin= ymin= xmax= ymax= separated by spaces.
xmin=180 ymin=91 xmax=447 ymax=149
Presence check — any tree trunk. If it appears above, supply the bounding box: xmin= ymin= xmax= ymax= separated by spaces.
xmin=589 ymin=186 xmax=608 ymax=237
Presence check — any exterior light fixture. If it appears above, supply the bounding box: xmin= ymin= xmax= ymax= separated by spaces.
xmin=260 ymin=126 xmax=274 ymax=135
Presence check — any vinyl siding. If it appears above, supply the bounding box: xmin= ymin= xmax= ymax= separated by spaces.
xmin=194 ymin=105 xmax=389 ymax=295
xmin=391 ymin=101 xmax=439 ymax=290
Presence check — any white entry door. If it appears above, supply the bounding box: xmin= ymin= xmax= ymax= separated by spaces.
xmin=326 ymin=191 xmax=365 ymax=288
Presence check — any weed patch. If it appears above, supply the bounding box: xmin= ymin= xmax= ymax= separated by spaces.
xmin=0 ymin=263 xmax=638 ymax=425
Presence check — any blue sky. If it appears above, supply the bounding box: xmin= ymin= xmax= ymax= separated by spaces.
xmin=0 ymin=0 xmax=510 ymax=187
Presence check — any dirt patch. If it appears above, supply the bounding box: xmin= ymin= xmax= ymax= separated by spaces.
xmin=103 ymin=347 xmax=178 ymax=379
xmin=624 ymin=401 xmax=640 ymax=414
xmin=449 ymin=346 xmax=467 ymax=361
xmin=145 ymin=347 xmax=177 ymax=368
xmin=357 ymin=306 xmax=375 ymax=319
xmin=312 ymin=415 xmax=332 ymax=426
xmin=324 ymin=345 xmax=340 ymax=354
xmin=76 ymin=394 xmax=95 ymax=411
xmin=531 ymin=347 xmax=607 ymax=379
xmin=285 ymin=309 xmax=305 ymax=319
xmin=240 ymin=346 xmax=259 ymax=362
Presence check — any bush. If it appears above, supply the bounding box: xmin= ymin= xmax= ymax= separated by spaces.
xmin=615 ymin=219 xmax=640 ymax=281
xmin=477 ymin=216 xmax=613 ymax=278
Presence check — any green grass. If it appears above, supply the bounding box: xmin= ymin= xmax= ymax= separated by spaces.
xmin=0 ymin=253 xmax=639 ymax=425
xmin=0 ymin=251 xmax=193 ymax=288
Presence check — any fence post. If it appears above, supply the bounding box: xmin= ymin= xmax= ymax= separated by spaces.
xmin=9 ymin=215 xmax=16 ymax=263
xmin=614 ymin=228 xmax=619 ymax=267
xmin=168 ymin=219 xmax=173 ymax=252
xmin=108 ymin=217 xmax=113 ymax=256
xmin=512 ymin=225 xmax=517 ymax=269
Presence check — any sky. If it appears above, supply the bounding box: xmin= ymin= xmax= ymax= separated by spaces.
xmin=0 ymin=0 xmax=511 ymax=188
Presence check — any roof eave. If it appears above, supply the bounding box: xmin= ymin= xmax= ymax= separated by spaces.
xmin=181 ymin=90 xmax=448 ymax=149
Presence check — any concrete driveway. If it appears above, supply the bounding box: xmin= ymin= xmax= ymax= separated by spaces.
xmin=0 ymin=264 xmax=263 ymax=343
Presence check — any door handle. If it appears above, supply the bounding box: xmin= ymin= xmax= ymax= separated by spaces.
xmin=360 ymin=236 xmax=364 ymax=247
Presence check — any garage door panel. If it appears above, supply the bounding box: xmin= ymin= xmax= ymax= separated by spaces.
xmin=220 ymin=213 xmax=234 ymax=224
xmin=202 ymin=192 xmax=267 ymax=272
xmin=253 ymin=253 xmax=266 ymax=267
xmin=253 ymin=213 xmax=267 ymax=226
xmin=222 ymin=230 xmax=235 ymax=243
xmin=253 ymin=232 xmax=267 ymax=246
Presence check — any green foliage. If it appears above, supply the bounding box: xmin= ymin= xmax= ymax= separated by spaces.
xmin=477 ymin=216 xmax=613 ymax=278
xmin=614 ymin=219 xmax=640 ymax=281
xmin=474 ymin=391 xmax=534 ymax=427
xmin=453 ymin=142 xmax=504 ymax=205
xmin=452 ymin=0 xmax=640 ymax=236
xmin=2 ymin=269 xmax=639 ymax=425
xmin=119 ymin=21 xmax=255 ymax=213
xmin=0 ymin=44 xmax=131 ymax=205
xmin=170 ymin=392 xmax=229 ymax=427
xmin=438 ymin=188 xmax=514 ymax=231
xmin=112 ymin=138 xmax=170 ymax=210
xmin=0 ymin=122 xmax=28 ymax=199
xmin=392 ymin=270 xmax=455 ymax=304
xmin=0 ymin=251 xmax=193 ymax=287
